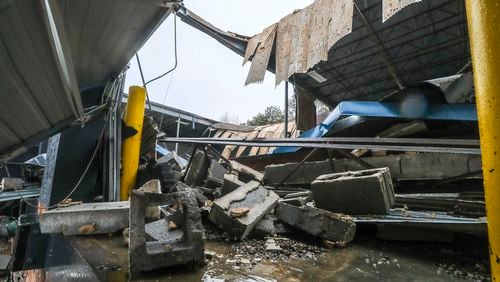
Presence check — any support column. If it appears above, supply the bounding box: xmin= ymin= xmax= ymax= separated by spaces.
xmin=284 ymin=82 xmax=289 ymax=138
xmin=175 ymin=116 xmax=181 ymax=153
xmin=465 ymin=1 xmax=500 ymax=279
xmin=120 ymin=86 xmax=146 ymax=200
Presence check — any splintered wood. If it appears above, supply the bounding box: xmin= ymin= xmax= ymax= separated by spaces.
xmin=244 ymin=0 xmax=424 ymax=85
xmin=383 ymin=0 xmax=422 ymax=22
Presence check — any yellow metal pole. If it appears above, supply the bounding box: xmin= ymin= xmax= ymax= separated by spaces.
xmin=120 ymin=86 xmax=146 ymax=200
xmin=466 ymin=1 xmax=500 ymax=279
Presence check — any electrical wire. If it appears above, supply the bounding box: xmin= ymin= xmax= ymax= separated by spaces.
xmin=159 ymin=72 xmax=175 ymax=129
xmin=15 ymin=109 xmax=110 ymax=210
xmin=144 ymin=13 xmax=178 ymax=86
xmin=135 ymin=53 xmax=153 ymax=112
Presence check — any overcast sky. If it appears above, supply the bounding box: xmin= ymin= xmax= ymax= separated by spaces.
xmin=124 ymin=0 xmax=313 ymax=123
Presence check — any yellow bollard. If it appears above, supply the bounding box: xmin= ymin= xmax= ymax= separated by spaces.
xmin=120 ymin=86 xmax=146 ymax=200
xmin=465 ymin=0 xmax=500 ymax=279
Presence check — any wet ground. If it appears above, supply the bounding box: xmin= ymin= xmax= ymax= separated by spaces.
xmin=67 ymin=228 xmax=490 ymax=282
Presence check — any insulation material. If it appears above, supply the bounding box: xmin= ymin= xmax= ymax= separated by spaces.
xmin=382 ymin=0 xmax=422 ymax=22
xmin=244 ymin=23 xmax=277 ymax=85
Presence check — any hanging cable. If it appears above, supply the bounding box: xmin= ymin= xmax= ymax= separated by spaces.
xmin=144 ymin=13 xmax=178 ymax=86
xmin=16 ymin=109 xmax=110 ymax=210
xmin=159 ymin=72 xmax=175 ymax=129
xmin=135 ymin=53 xmax=153 ymax=112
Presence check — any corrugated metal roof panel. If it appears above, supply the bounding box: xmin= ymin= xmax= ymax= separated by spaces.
xmin=0 ymin=0 xmax=170 ymax=161
xmin=60 ymin=0 xmax=170 ymax=89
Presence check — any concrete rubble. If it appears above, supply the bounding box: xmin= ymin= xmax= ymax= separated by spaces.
xmin=204 ymin=159 xmax=227 ymax=187
xmin=311 ymin=168 xmax=395 ymax=215
xmin=209 ymin=181 xmax=279 ymax=240
xmin=221 ymin=173 xmax=246 ymax=196
xmin=184 ymin=150 xmax=211 ymax=187
xmin=129 ymin=190 xmax=205 ymax=273
xmin=39 ymin=201 xmax=129 ymax=235
xmin=276 ymin=202 xmax=356 ymax=244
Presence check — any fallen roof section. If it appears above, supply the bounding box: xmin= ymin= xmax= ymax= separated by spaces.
xmin=241 ymin=0 xmax=469 ymax=105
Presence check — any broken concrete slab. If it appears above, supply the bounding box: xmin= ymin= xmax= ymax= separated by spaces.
xmin=221 ymin=173 xmax=246 ymax=196
xmin=129 ymin=190 xmax=204 ymax=273
xmin=276 ymin=202 xmax=356 ymax=243
xmin=138 ymin=180 xmax=161 ymax=219
xmin=39 ymin=201 xmax=129 ymax=235
xmin=312 ymin=168 xmax=394 ymax=215
xmin=280 ymin=196 xmax=312 ymax=207
xmin=251 ymin=214 xmax=277 ymax=238
xmin=280 ymin=190 xmax=313 ymax=206
xmin=170 ymin=181 xmax=208 ymax=207
xmin=264 ymin=153 xmax=482 ymax=186
xmin=229 ymin=160 xmax=264 ymax=182
xmin=209 ymin=181 xmax=279 ymax=240
xmin=184 ymin=150 xmax=211 ymax=187
xmin=205 ymin=159 xmax=227 ymax=188
xmin=157 ymin=151 xmax=187 ymax=171
xmin=145 ymin=219 xmax=184 ymax=242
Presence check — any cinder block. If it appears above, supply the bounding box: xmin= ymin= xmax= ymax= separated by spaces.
xmin=204 ymin=160 xmax=227 ymax=188
xmin=184 ymin=150 xmax=210 ymax=187
xmin=220 ymin=173 xmax=245 ymax=196
xmin=312 ymin=168 xmax=394 ymax=215
xmin=209 ymin=181 xmax=279 ymax=240
xmin=129 ymin=190 xmax=204 ymax=273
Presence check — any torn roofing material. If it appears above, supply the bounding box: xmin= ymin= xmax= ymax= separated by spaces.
xmin=240 ymin=0 xmax=469 ymax=106
xmin=177 ymin=5 xmax=250 ymax=57
xmin=0 ymin=0 xmax=170 ymax=162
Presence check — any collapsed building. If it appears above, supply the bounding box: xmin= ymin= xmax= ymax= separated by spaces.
xmin=0 ymin=0 xmax=499 ymax=281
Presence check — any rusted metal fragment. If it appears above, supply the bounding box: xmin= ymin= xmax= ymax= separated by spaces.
xmin=382 ymin=0 xmax=422 ymax=22
xmin=244 ymin=23 xmax=277 ymax=85
xmin=273 ymin=0 xmax=353 ymax=85
xmin=287 ymin=7 xmax=312 ymax=79
xmin=306 ymin=0 xmax=353 ymax=73
xmin=327 ymin=0 xmax=354 ymax=52
xmin=243 ymin=35 xmax=260 ymax=65
xmin=275 ymin=12 xmax=295 ymax=85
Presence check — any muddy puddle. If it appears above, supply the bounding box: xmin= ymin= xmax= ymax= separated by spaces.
xmin=67 ymin=232 xmax=488 ymax=281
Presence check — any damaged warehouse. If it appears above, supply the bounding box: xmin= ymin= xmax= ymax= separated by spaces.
xmin=0 ymin=0 xmax=499 ymax=281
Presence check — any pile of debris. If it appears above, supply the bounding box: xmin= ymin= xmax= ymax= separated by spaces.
xmin=34 ymin=139 xmax=487 ymax=275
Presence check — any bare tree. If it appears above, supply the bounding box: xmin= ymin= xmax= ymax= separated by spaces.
xmin=219 ymin=112 xmax=240 ymax=124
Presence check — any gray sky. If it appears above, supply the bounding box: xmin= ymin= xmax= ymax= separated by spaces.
xmin=125 ymin=0 xmax=313 ymax=123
